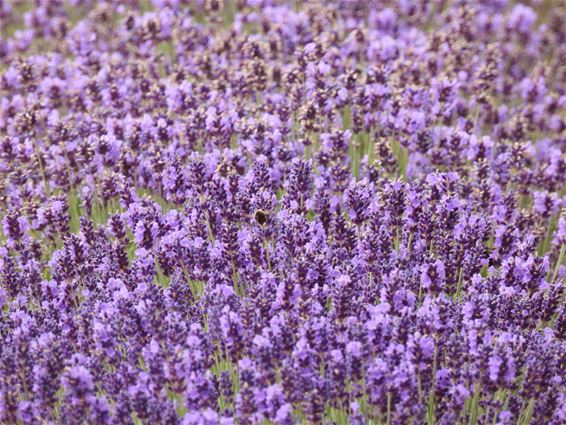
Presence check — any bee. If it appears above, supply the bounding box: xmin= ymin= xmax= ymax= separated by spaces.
xmin=254 ymin=210 xmax=268 ymax=225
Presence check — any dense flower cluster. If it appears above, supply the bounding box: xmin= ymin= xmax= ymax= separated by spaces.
xmin=1 ymin=1 xmax=565 ymax=424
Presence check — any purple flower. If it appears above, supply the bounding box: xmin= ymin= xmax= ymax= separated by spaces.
xmin=0 ymin=2 xmax=564 ymax=423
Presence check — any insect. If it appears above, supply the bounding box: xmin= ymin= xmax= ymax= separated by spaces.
xmin=254 ymin=209 xmax=268 ymax=225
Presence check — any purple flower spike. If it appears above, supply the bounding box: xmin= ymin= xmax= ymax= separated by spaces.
xmin=1 ymin=1 xmax=565 ymax=424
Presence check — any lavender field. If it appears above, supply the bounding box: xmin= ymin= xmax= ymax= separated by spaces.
xmin=0 ymin=1 xmax=565 ymax=424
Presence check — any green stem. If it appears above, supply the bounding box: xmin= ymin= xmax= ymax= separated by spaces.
xmin=551 ymin=244 xmax=564 ymax=282
xmin=468 ymin=382 xmax=481 ymax=425
xmin=386 ymin=392 xmax=392 ymax=425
